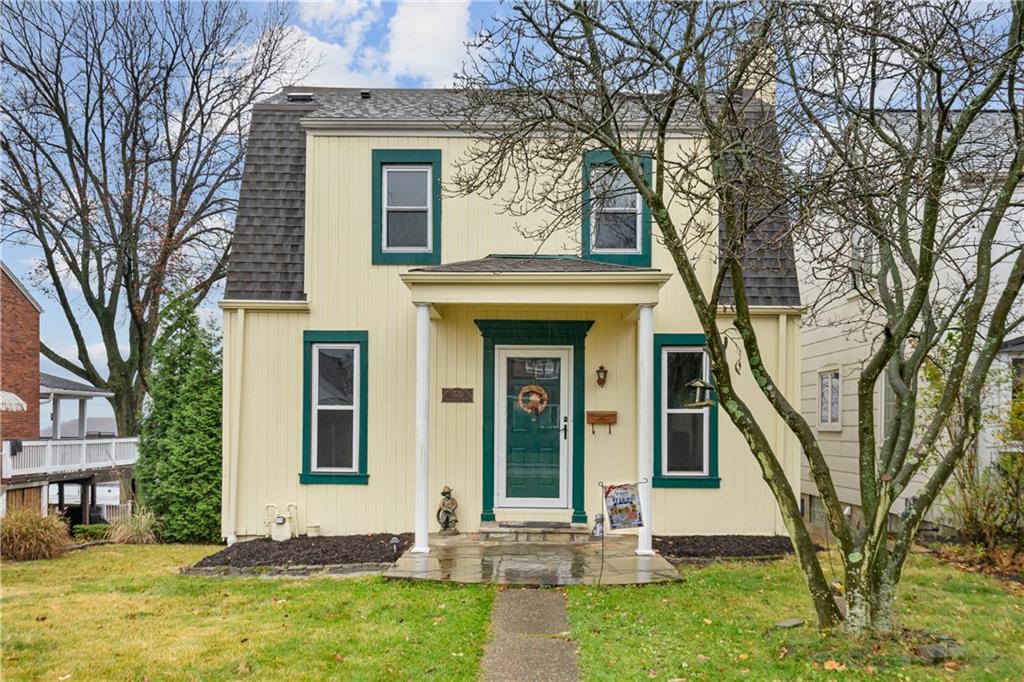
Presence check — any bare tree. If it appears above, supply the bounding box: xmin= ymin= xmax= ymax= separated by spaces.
xmin=449 ymin=0 xmax=1023 ymax=634
xmin=1 ymin=0 xmax=306 ymax=434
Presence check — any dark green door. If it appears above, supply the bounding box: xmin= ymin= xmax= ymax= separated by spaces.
xmin=504 ymin=354 xmax=564 ymax=499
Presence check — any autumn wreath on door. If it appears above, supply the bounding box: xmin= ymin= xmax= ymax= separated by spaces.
xmin=517 ymin=384 xmax=549 ymax=417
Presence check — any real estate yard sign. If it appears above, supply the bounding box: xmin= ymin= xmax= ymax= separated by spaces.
xmin=603 ymin=482 xmax=643 ymax=530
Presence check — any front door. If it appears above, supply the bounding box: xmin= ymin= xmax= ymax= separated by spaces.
xmin=495 ymin=347 xmax=571 ymax=508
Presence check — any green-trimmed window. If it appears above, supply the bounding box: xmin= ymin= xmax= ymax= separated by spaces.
xmin=301 ymin=331 xmax=368 ymax=484
xmin=582 ymin=150 xmax=652 ymax=267
xmin=653 ymin=334 xmax=720 ymax=488
xmin=372 ymin=149 xmax=442 ymax=265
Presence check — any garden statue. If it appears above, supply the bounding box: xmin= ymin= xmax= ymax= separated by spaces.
xmin=436 ymin=485 xmax=459 ymax=535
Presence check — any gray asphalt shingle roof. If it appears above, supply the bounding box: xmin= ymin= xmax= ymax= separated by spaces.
xmin=40 ymin=372 xmax=113 ymax=397
xmin=224 ymin=87 xmax=800 ymax=307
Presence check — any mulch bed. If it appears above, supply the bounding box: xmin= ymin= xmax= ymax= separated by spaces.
xmin=654 ymin=535 xmax=796 ymax=560
xmin=194 ymin=533 xmax=414 ymax=568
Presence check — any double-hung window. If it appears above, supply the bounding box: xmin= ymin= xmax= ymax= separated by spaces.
xmin=819 ymin=369 xmax=841 ymax=429
xmin=1012 ymin=357 xmax=1024 ymax=402
xmin=582 ymin=150 xmax=651 ymax=266
xmin=302 ymin=331 xmax=368 ymax=484
xmin=383 ymin=165 xmax=432 ymax=251
xmin=850 ymin=227 xmax=875 ymax=289
xmin=654 ymin=334 xmax=720 ymax=488
xmin=590 ymin=163 xmax=641 ymax=253
xmin=371 ymin=149 xmax=442 ymax=265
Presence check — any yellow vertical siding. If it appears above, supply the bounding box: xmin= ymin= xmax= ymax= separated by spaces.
xmin=223 ymin=134 xmax=800 ymax=538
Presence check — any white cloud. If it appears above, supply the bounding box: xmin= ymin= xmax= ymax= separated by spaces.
xmin=387 ymin=1 xmax=470 ymax=87
xmin=289 ymin=0 xmax=471 ymax=89
xmin=298 ymin=0 xmax=375 ymax=35
xmin=291 ymin=26 xmax=393 ymax=87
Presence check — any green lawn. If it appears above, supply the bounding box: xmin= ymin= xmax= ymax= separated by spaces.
xmin=567 ymin=553 xmax=1024 ymax=680
xmin=1 ymin=545 xmax=495 ymax=680
xmin=2 ymin=545 xmax=1022 ymax=680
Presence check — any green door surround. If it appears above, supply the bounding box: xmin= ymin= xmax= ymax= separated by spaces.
xmin=475 ymin=320 xmax=593 ymax=523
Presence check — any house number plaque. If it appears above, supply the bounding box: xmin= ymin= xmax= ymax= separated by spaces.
xmin=441 ymin=388 xmax=474 ymax=403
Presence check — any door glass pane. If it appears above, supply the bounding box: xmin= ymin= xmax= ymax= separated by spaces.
xmin=386 ymin=210 xmax=429 ymax=248
xmin=317 ymin=409 xmax=354 ymax=469
xmin=505 ymin=356 xmax=561 ymax=499
xmin=666 ymin=351 xmax=702 ymax=409
xmin=386 ymin=168 xmax=428 ymax=206
xmin=666 ymin=413 xmax=704 ymax=472
xmin=593 ymin=212 xmax=638 ymax=250
xmin=318 ymin=348 xmax=354 ymax=405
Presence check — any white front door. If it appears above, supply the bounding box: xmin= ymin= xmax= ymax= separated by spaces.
xmin=494 ymin=346 xmax=572 ymax=508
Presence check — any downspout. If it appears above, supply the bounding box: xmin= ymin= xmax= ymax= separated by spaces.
xmin=776 ymin=312 xmax=788 ymax=535
xmin=226 ymin=307 xmax=246 ymax=544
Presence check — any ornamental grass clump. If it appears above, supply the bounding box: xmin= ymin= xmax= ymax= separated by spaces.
xmin=0 ymin=509 xmax=68 ymax=561
xmin=107 ymin=508 xmax=159 ymax=545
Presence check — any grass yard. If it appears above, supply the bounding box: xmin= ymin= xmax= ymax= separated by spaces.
xmin=567 ymin=553 xmax=1024 ymax=680
xmin=1 ymin=545 xmax=494 ymax=680
xmin=2 ymin=545 xmax=1022 ymax=680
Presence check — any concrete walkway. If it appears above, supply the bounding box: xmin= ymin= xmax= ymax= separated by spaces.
xmin=481 ymin=589 xmax=578 ymax=682
xmin=384 ymin=535 xmax=680 ymax=586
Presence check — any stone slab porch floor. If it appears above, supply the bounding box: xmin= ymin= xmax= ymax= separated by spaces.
xmin=383 ymin=534 xmax=681 ymax=586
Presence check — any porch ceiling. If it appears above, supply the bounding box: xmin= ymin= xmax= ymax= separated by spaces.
xmin=399 ymin=270 xmax=672 ymax=311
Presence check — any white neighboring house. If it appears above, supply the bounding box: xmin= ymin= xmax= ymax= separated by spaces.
xmin=798 ymin=113 xmax=1024 ymax=530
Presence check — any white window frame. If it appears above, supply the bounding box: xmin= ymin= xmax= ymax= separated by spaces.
xmin=661 ymin=347 xmax=711 ymax=477
xmin=311 ymin=343 xmax=360 ymax=473
xmin=818 ymin=368 xmax=842 ymax=430
xmin=382 ymin=164 xmax=432 ymax=253
xmin=590 ymin=163 xmax=642 ymax=255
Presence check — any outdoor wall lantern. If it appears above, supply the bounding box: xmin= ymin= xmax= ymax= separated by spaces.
xmin=684 ymin=378 xmax=715 ymax=409
xmin=595 ymin=365 xmax=608 ymax=388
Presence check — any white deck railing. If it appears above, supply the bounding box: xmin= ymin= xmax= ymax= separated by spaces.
xmin=2 ymin=438 xmax=138 ymax=479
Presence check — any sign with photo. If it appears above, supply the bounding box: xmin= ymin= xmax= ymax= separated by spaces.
xmin=603 ymin=482 xmax=644 ymax=530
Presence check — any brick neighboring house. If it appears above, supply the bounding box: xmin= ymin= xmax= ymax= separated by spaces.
xmin=1 ymin=261 xmax=140 ymax=521
xmin=1 ymin=262 xmax=43 ymax=513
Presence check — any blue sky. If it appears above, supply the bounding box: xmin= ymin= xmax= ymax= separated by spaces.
xmin=2 ymin=0 xmax=502 ymax=421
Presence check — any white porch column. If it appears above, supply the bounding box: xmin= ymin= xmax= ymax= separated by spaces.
xmin=78 ymin=399 xmax=87 ymax=437
xmin=411 ymin=303 xmax=432 ymax=553
xmin=636 ymin=303 xmax=656 ymax=556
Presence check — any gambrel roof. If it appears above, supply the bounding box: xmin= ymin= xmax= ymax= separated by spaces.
xmin=224 ymin=87 xmax=801 ymax=307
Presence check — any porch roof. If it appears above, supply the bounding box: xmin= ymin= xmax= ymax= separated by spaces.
xmin=400 ymin=255 xmax=671 ymax=310
xmin=40 ymin=372 xmax=114 ymax=399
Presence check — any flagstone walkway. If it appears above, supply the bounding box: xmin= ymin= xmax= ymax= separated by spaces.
xmin=481 ymin=588 xmax=578 ymax=682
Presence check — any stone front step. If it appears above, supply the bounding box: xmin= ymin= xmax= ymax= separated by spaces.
xmin=480 ymin=522 xmax=593 ymax=544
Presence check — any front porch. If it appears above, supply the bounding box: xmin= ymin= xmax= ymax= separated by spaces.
xmin=400 ymin=256 xmax=672 ymax=557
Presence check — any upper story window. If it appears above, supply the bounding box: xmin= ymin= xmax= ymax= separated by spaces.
xmin=372 ymin=149 xmax=442 ymax=265
xmin=590 ymin=164 xmax=641 ymax=253
xmin=383 ymin=165 xmax=432 ymax=251
xmin=582 ymin=150 xmax=652 ymax=267
xmin=850 ymin=227 xmax=875 ymax=290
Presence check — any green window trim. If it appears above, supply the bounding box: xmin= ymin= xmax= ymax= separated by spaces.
xmin=371 ymin=149 xmax=442 ymax=265
xmin=581 ymin=150 xmax=652 ymax=267
xmin=653 ymin=333 xmax=721 ymax=489
xmin=475 ymin=320 xmax=594 ymax=523
xmin=300 ymin=330 xmax=369 ymax=485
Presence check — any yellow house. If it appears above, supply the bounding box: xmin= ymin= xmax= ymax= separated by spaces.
xmin=220 ymin=87 xmax=804 ymax=554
